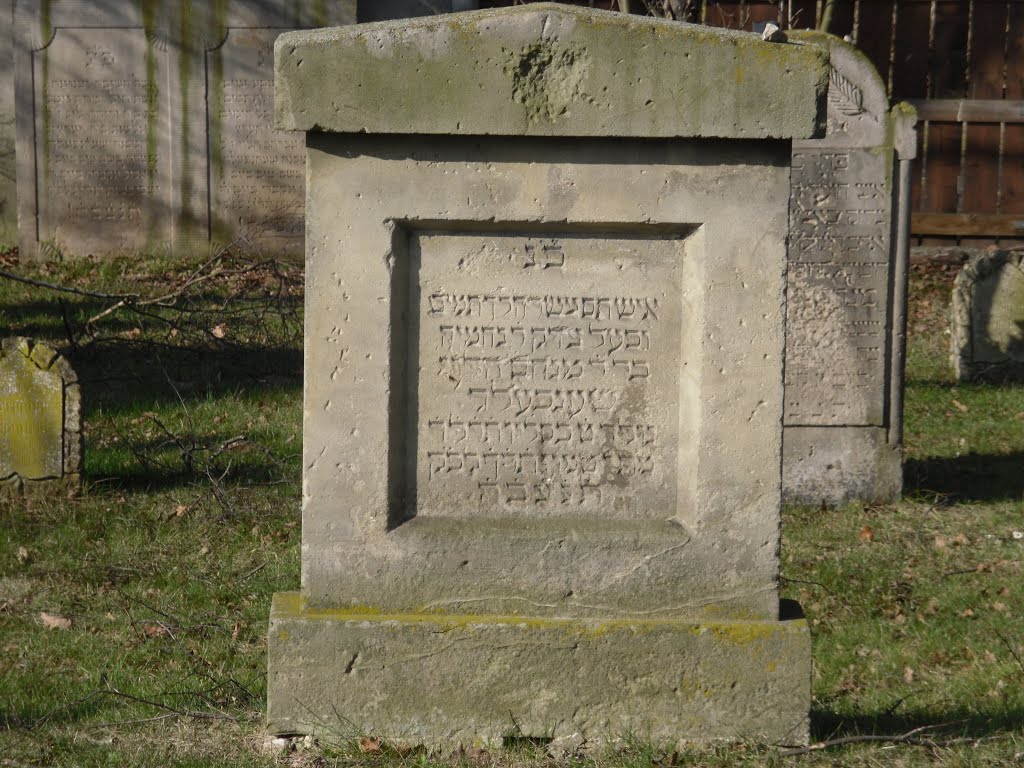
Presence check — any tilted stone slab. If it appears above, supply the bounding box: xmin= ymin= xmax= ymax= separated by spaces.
xmin=0 ymin=338 xmax=81 ymax=494
xmin=782 ymin=32 xmax=917 ymax=506
xmin=13 ymin=0 xmax=355 ymax=261
xmin=270 ymin=4 xmax=826 ymax=745
xmin=275 ymin=4 xmax=828 ymax=139
xmin=952 ymin=250 xmax=1024 ymax=381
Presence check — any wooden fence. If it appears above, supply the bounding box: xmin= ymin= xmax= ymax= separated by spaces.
xmin=484 ymin=0 xmax=1024 ymax=244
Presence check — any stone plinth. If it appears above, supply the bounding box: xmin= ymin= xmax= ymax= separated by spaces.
xmin=952 ymin=250 xmax=1024 ymax=380
xmin=0 ymin=338 xmax=81 ymax=494
xmin=270 ymin=4 xmax=828 ymax=746
xmin=13 ymin=0 xmax=355 ymax=261
xmin=782 ymin=32 xmax=917 ymax=506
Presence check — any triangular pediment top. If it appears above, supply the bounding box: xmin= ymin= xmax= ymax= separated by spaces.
xmin=276 ymin=4 xmax=829 ymax=140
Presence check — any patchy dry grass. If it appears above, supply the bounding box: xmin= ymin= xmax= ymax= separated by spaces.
xmin=1 ymin=253 xmax=1023 ymax=766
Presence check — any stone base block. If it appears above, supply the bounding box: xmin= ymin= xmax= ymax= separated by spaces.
xmin=267 ymin=593 xmax=811 ymax=747
xmin=783 ymin=426 xmax=902 ymax=506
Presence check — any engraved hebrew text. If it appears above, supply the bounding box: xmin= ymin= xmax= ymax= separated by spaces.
xmin=786 ymin=149 xmax=891 ymax=426
xmin=413 ymin=233 xmax=684 ymax=519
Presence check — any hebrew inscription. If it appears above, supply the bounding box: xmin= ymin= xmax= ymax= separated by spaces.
xmin=36 ymin=29 xmax=167 ymax=252
xmin=412 ymin=232 xmax=685 ymax=518
xmin=209 ymin=29 xmax=305 ymax=245
xmin=785 ymin=149 xmax=890 ymax=426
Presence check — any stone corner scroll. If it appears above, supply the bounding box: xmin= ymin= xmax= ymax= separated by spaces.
xmin=782 ymin=31 xmax=917 ymax=507
xmin=0 ymin=337 xmax=81 ymax=495
xmin=268 ymin=4 xmax=828 ymax=748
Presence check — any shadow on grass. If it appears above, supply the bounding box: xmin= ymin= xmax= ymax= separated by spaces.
xmin=904 ymin=452 xmax=1024 ymax=502
xmin=812 ymin=706 xmax=1024 ymax=741
xmin=69 ymin=341 xmax=303 ymax=492
xmin=68 ymin=341 xmax=302 ymax=417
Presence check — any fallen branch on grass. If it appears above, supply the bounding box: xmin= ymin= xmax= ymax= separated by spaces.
xmin=0 ymin=268 xmax=133 ymax=300
xmin=778 ymin=721 xmax=967 ymax=756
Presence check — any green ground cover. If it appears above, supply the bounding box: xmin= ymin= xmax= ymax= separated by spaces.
xmin=1 ymin=249 xmax=1022 ymax=766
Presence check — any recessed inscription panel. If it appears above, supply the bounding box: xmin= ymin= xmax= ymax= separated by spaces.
xmin=411 ymin=232 xmax=685 ymax=519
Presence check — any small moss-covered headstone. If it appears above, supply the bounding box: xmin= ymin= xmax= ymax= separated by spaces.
xmin=952 ymin=250 xmax=1024 ymax=381
xmin=0 ymin=338 xmax=81 ymax=494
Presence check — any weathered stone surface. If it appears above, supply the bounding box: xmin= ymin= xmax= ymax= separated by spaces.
xmin=271 ymin=5 xmax=818 ymax=746
xmin=0 ymin=0 xmax=14 ymax=244
xmin=268 ymin=593 xmax=812 ymax=746
xmin=783 ymin=426 xmax=902 ymax=505
xmin=275 ymin=4 xmax=828 ymax=139
xmin=0 ymin=338 xmax=81 ymax=492
xmin=782 ymin=32 xmax=916 ymax=506
xmin=298 ymin=133 xmax=790 ymax=621
xmin=952 ymin=250 xmax=1024 ymax=380
xmin=13 ymin=0 xmax=355 ymax=261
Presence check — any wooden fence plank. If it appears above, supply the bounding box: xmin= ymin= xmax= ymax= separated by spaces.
xmin=912 ymin=212 xmax=1024 ymax=236
xmin=909 ymin=99 xmax=1024 ymax=122
xmin=962 ymin=1 xmax=1008 ymax=245
xmin=1003 ymin=1 xmax=1024 ymax=220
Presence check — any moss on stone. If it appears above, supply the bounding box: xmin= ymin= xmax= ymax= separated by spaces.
xmin=177 ymin=0 xmax=193 ymax=231
xmin=275 ymin=592 xmax=807 ymax=640
xmin=141 ymin=0 xmax=160 ymax=196
xmin=39 ymin=0 xmax=53 ymax=185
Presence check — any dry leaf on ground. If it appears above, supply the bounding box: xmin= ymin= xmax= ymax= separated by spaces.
xmin=40 ymin=612 xmax=72 ymax=630
xmin=358 ymin=737 xmax=382 ymax=754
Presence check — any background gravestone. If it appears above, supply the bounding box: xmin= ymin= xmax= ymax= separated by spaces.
xmin=358 ymin=1 xmax=477 ymax=22
xmin=13 ymin=0 xmax=355 ymax=262
xmin=951 ymin=250 xmax=1024 ymax=380
xmin=0 ymin=0 xmax=13 ymax=245
xmin=0 ymin=338 xmax=81 ymax=494
xmin=782 ymin=32 xmax=917 ymax=506
xmin=268 ymin=4 xmax=827 ymax=746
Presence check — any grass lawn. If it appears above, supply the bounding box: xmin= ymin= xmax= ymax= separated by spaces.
xmin=1 ymin=247 xmax=1023 ymax=766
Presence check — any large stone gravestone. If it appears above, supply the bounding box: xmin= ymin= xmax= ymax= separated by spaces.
xmin=952 ymin=250 xmax=1024 ymax=380
xmin=0 ymin=338 xmax=81 ymax=494
xmin=782 ymin=32 xmax=917 ymax=506
xmin=13 ymin=0 xmax=355 ymax=261
xmin=267 ymin=5 xmax=828 ymax=746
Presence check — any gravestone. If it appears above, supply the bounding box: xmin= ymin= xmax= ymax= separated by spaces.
xmin=268 ymin=5 xmax=828 ymax=746
xmin=0 ymin=338 xmax=81 ymax=494
xmin=951 ymin=250 xmax=1024 ymax=380
xmin=782 ymin=32 xmax=917 ymax=506
xmin=0 ymin=0 xmax=14 ymax=244
xmin=13 ymin=0 xmax=355 ymax=261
